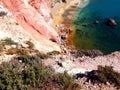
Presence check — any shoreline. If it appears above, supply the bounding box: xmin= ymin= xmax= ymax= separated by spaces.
xmin=51 ymin=0 xmax=89 ymax=50
xmin=52 ymin=0 xmax=89 ymax=24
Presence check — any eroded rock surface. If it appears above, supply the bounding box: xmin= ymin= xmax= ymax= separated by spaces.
xmin=0 ymin=0 xmax=60 ymax=53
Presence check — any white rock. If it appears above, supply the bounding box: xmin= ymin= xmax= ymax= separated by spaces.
xmin=4 ymin=45 xmax=11 ymax=49
xmin=0 ymin=5 xmax=8 ymax=14
xmin=21 ymin=43 xmax=29 ymax=48
xmin=19 ymin=60 xmax=22 ymax=63
xmin=68 ymin=68 xmax=92 ymax=75
xmin=62 ymin=60 xmax=74 ymax=70
xmin=11 ymin=45 xmax=17 ymax=48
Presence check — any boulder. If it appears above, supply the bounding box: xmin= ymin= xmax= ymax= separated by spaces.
xmin=106 ymin=18 xmax=117 ymax=26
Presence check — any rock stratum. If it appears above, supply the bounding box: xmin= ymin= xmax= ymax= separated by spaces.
xmin=0 ymin=0 xmax=60 ymax=53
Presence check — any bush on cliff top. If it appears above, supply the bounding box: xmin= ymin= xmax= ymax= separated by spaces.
xmin=0 ymin=54 xmax=80 ymax=90
xmin=54 ymin=71 xmax=80 ymax=90
xmin=26 ymin=41 xmax=34 ymax=49
xmin=0 ymin=38 xmax=17 ymax=52
xmin=2 ymin=38 xmax=17 ymax=45
xmin=87 ymin=65 xmax=120 ymax=88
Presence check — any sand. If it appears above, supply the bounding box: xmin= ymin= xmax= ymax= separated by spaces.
xmin=51 ymin=0 xmax=88 ymax=25
xmin=51 ymin=0 xmax=89 ymax=47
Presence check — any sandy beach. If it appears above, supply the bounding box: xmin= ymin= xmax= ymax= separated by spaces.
xmin=51 ymin=0 xmax=88 ymax=25
xmin=51 ymin=0 xmax=88 ymax=47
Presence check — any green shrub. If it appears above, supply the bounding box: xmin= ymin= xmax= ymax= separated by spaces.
xmin=36 ymin=52 xmax=49 ymax=59
xmin=88 ymin=65 xmax=120 ymax=88
xmin=6 ymin=48 xmax=28 ymax=55
xmin=53 ymin=71 xmax=80 ymax=90
xmin=0 ymin=43 xmax=4 ymax=52
xmin=0 ymin=54 xmax=80 ymax=90
xmin=17 ymin=55 xmax=42 ymax=66
xmin=26 ymin=41 xmax=34 ymax=49
xmin=47 ymin=51 xmax=60 ymax=56
xmin=17 ymin=48 xmax=28 ymax=55
xmin=98 ymin=66 xmax=120 ymax=87
xmin=0 ymin=55 xmax=51 ymax=90
xmin=0 ymin=62 xmax=29 ymax=90
xmin=2 ymin=38 xmax=17 ymax=45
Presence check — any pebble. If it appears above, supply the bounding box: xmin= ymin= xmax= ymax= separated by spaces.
xmin=11 ymin=45 xmax=17 ymax=48
xmin=60 ymin=32 xmax=68 ymax=39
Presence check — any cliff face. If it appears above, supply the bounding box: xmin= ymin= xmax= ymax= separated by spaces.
xmin=29 ymin=0 xmax=52 ymax=22
xmin=0 ymin=0 xmax=60 ymax=53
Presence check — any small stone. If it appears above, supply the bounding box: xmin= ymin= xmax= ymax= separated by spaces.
xmin=106 ymin=18 xmax=117 ymax=26
xmin=94 ymin=20 xmax=99 ymax=24
xmin=59 ymin=57 xmax=63 ymax=60
xmin=4 ymin=45 xmax=11 ymax=50
xmin=60 ymin=32 xmax=68 ymax=40
xmin=106 ymin=82 xmax=110 ymax=86
xmin=19 ymin=60 xmax=22 ymax=63
xmin=21 ymin=43 xmax=29 ymax=48
xmin=56 ymin=61 xmax=63 ymax=67
xmin=15 ymin=22 xmax=19 ymax=25
xmin=93 ymin=85 xmax=96 ymax=88
xmin=11 ymin=45 xmax=17 ymax=48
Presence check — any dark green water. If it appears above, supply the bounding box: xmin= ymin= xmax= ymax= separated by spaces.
xmin=73 ymin=0 xmax=120 ymax=54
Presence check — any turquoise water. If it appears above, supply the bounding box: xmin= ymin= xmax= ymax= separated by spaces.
xmin=73 ymin=0 xmax=120 ymax=54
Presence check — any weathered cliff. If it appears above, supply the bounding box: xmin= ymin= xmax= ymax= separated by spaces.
xmin=0 ymin=0 xmax=60 ymax=53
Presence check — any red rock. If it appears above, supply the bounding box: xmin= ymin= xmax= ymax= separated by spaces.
xmin=1 ymin=0 xmax=58 ymax=41
xmin=0 ymin=0 xmax=61 ymax=52
xmin=29 ymin=0 xmax=52 ymax=22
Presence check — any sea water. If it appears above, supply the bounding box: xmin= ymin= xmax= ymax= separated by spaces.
xmin=73 ymin=0 xmax=120 ymax=54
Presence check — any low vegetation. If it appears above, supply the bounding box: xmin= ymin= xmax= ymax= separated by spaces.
xmin=6 ymin=48 xmax=29 ymax=55
xmin=0 ymin=42 xmax=4 ymax=52
xmin=26 ymin=41 xmax=34 ymax=49
xmin=0 ymin=38 xmax=79 ymax=89
xmin=1 ymin=38 xmax=120 ymax=89
xmin=0 ymin=38 xmax=17 ymax=52
xmin=47 ymin=50 xmax=60 ymax=56
xmin=87 ymin=65 xmax=120 ymax=88
xmin=54 ymin=71 xmax=80 ymax=90
xmin=2 ymin=38 xmax=17 ymax=45
xmin=0 ymin=54 xmax=80 ymax=90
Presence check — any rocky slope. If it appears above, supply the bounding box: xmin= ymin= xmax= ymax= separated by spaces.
xmin=43 ymin=51 xmax=120 ymax=90
xmin=0 ymin=0 xmax=60 ymax=53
